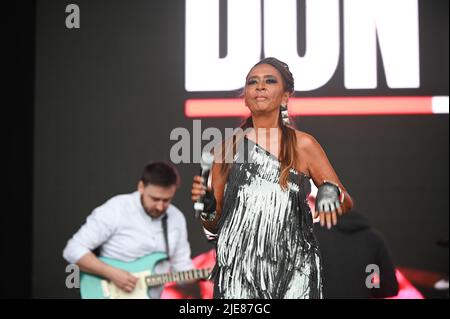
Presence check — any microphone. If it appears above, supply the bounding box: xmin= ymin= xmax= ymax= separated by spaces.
xmin=194 ymin=151 xmax=215 ymax=219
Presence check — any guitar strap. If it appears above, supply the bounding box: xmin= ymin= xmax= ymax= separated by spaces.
xmin=162 ymin=214 xmax=170 ymax=259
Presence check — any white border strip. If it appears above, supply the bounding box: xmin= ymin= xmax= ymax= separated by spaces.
xmin=432 ymin=96 xmax=450 ymax=114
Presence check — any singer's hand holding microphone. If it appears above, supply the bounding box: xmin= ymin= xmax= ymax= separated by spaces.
xmin=191 ymin=175 xmax=207 ymax=202
xmin=191 ymin=152 xmax=216 ymax=222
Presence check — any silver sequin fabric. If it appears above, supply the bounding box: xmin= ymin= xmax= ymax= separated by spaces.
xmin=213 ymin=137 xmax=322 ymax=299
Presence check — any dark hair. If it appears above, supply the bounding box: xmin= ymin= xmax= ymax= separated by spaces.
xmin=221 ymin=57 xmax=298 ymax=190
xmin=140 ymin=161 xmax=180 ymax=187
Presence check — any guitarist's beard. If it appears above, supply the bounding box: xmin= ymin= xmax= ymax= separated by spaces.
xmin=140 ymin=195 xmax=167 ymax=219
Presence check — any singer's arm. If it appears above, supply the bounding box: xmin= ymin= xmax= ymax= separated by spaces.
xmin=191 ymin=162 xmax=225 ymax=233
xmin=202 ymin=162 xmax=226 ymax=232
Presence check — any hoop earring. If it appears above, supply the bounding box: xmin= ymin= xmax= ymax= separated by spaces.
xmin=280 ymin=104 xmax=290 ymax=126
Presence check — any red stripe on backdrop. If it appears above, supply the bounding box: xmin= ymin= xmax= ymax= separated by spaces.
xmin=185 ymin=96 xmax=437 ymax=118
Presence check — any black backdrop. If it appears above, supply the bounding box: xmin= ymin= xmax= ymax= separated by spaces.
xmin=3 ymin=0 xmax=448 ymax=298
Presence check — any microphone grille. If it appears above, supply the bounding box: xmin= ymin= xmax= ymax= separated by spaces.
xmin=200 ymin=152 xmax=214 ymax=169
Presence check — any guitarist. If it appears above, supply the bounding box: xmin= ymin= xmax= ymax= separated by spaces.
xmin=63 ymin=161 xmax=195 ymax=297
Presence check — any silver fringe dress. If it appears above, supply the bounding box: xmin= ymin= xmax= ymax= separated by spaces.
xmin=212 ymin=137 xmax=322 ymax=299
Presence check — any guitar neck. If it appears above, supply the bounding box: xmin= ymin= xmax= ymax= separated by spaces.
xmin=145 ymin=268 xmax=210 ymax=287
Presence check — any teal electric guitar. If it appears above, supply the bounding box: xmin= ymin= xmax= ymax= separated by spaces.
xmin=80 ymin=252 xmax=211 ymax=299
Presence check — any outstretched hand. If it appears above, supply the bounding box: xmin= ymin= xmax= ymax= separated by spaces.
xmin=314 ymin=182 xmax=344 ymax=229
xmin=314 ymin=205 xmax=343 ymax=229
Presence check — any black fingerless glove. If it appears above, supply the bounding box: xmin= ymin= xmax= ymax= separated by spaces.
xmin=200 ymin=189 xmax=217 ymax=222
xmin=315 ymin=181 xmax=344 ymax=213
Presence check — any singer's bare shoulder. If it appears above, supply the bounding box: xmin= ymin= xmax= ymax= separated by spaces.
xmin=294 ymin=130 xmax=323 ymax=176
xmin=295 ymin=130 xmax=321 ymax=152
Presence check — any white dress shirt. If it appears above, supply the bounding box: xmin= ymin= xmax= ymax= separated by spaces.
xmin=63 ymin=191 xmax=193 ymax=273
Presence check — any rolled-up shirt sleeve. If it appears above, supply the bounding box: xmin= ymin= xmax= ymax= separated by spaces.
xmin=63 ymin=204 xmax=118 ymax=264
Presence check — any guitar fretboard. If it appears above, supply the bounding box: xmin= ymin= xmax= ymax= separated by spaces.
xmin=145 ymin=268 xmax=210 ymax=287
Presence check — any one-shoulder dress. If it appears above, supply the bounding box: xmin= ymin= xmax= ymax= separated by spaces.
xmin=212 ymin=137 xmax=322 ymax=299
